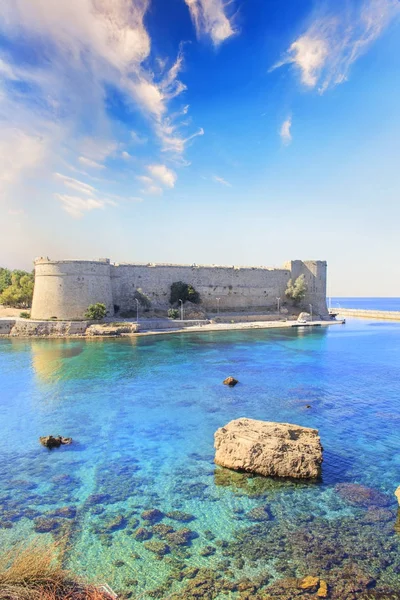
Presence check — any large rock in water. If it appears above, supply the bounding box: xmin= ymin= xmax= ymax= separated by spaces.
xmin=214 ymin=418 xmax=323 ymax=479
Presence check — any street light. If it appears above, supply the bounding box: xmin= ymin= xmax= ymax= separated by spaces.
xmin=179 ymin=299 xmax=184 ymax=321
xmin=309 ymin=303 xmax=313 ymax=321
xmin=216 ymin=297 xmax=221 ymax=314
xmin=135 ymin=298 xmax=140 ymax=323
xmin=276 ymin=297 xmax=281 ymax=313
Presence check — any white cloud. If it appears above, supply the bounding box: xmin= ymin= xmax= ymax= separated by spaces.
xmin=271 ymin=0 xmax=400 ymax=92
xmin=280 ymin=117 xmax=292 ymax=145
xmin=121 ymin=151 xmax=131 ymax=160
xmin=78 ymin=156 xmax=105 ymax=170
xmin=55 ymin=193 xmax=107 ymax=219
xmin=147 ymin=164 xmax=177 ymax=188
xmin=54 ymin=173 xmax=96 ymax=195
xmin=184 ymin=0 xmax=236 ymax=45
xmin=212 ymin=175 xmax=232 ymax=187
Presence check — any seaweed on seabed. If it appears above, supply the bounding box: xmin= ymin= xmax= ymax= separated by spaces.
xmin=0 ymin=539 xmax=113 ymax=599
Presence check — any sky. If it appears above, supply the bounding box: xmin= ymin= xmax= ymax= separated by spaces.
xmin=0 ymin=0 xmax=399 ymax=296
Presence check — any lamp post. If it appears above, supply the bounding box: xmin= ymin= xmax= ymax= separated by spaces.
xmin=276 ymin=297 xmax=281 ymax=313
xmin=135 ymin=299 xmax=139 ymax=323
xmin=309 ymin=303 xmax=313 ymax=322
xmin=216 ymin=297 xmax=220 ymax=314
xmin=179 ymin=299 xmax=184 ymax=321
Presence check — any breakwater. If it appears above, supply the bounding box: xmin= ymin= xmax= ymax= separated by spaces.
xmin=329 ymin=308 xmax=400 ymax=320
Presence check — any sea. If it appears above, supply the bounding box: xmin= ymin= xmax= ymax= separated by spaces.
xmin=0 ymin=310 xmax=400 ymax=598
xmin=331 ymin=297 xmax=400 ymax=311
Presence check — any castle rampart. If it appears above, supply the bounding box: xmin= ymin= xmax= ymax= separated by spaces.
xmin=31 ymin=258 xmax=328 ymax=320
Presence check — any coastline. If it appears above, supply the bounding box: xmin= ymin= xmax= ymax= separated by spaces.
xmin=0 ymin=317 xmax=344 ymax=339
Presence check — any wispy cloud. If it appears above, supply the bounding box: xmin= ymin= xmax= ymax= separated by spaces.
xmin=212 ymin=175 xmax=232 ymax=187
xmin=280 ymin=117 xmax=292 ymax=145
xmin=54 ymin=173 xmax=96 ymax=195
xmin=271 ymin=0 xmax=400 ymax=92
xmin=55 ymin=194 xmax=109 ymax=219
xmin=78 ymin=156 xmax=105 ymax=170
xmin=184 ymin=0 xmax=236 ymax=45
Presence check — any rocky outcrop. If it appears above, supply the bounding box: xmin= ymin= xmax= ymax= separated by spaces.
xmin=86 ymin=323 xmax=139 ymax=336
xmin=39 ymin=435 xmax=72 ymax=448
xmin=395 ymin=486 xmax=400 ymax=505
xmin=223 ymin=377 xmax=239 ymax=387
xmin=214 ymin=418 xmax=323 ymax=479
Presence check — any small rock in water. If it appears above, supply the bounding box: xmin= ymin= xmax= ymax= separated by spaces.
xmin=39 ymin=435 xmax=72 ymax=449
xmin=395 ymin=486 xmax=400 ymax=505
xmin=223 ymin=377 xmax=239 ymax=387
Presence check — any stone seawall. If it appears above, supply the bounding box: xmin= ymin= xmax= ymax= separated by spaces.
xmin=330 ymin=308 xmax=400 ymax=321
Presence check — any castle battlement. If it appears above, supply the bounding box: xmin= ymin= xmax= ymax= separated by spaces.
xmin=31 ymin=258 xmax=328 ymax=320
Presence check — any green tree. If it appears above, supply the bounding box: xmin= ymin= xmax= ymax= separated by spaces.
xmin=85 ymin=303 xmax=107 ymax=320
xmin=285 ymin=274 xmax=307 ymax=306
xmin=170 ymin=282 xmax=200 ymax=305
xmin=0 ymin=268 xmax=12 ymax=294
xmin=168 ymin=308 xmax=180 ymax=319
xmin=0 ymin=270 xmax=34 ymax=307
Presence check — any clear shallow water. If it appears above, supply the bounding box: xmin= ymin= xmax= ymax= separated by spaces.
xmin=1 ymin=320 xmax=400 ymax=598
xmin=331 ymin=297 xmax=400 ymax=311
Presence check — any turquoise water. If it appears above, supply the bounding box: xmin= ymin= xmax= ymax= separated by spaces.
xmin=1 ymin=320 xmax=400 ymax=598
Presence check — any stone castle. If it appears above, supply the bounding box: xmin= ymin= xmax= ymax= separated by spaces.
xmin=30 ymin=258 xmax=328 ymax=320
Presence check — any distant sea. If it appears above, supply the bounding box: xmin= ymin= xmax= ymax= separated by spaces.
xmin=331 ymin=297 xmax=400 ymax=311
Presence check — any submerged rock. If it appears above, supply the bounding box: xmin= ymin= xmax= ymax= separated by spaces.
xmin=39 ymin=435 xmax=72 ymax=448
xmin=223 ymin=377 xmax=239 ymax=387
xmin=396 ymin=486 xmax=400 ymax=505
xmin=335 ymin=483 xmax=392 ymax=508
xmin=141 ymin=508 xmax=164 ymax=524
xmin=214 ymin=418 xmax=323 ymax=479
xmin=165 ymin=510 xmax=194 ymax=522
xmin=144 ymin=540 xmax=170 ymax=556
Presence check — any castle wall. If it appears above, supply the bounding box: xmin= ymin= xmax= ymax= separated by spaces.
xmin=31 ymin=259 xmax=114 ymax=320
xmin=111 ymin=264 xmax=290 ymax=312
xmin=31 ymin=258 xmax=328 ymax=320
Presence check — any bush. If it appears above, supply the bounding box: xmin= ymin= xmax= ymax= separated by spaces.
xmin=168 ymin=308 xmax=180 ymax=319
xmin=170 ymin=282 xmax=200 ymax=305
xmin=285 ymin=274 xmax=307 ymax=306
xmin=19 ymin=312 xmax=30 ymax=319
xmin=84 ymin=303 xmax=107 ymax=320
xmin=133 ymin=288 xmax=151 ymax=311
xmin=0 ymin=270 xmax=34 ymax=308
xmin=0 ymin=539 xmax=111 ymax=600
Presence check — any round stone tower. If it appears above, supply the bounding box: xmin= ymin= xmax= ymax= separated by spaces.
xmin=31 ymin=258 xmax=114 ymax=320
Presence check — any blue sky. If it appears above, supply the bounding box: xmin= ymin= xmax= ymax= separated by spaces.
xmin=0 ymin=0 xmax=399 ymax=295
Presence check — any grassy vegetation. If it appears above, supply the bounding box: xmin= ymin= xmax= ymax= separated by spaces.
xmin=0 ymin=540 xmax=113 ymax=600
